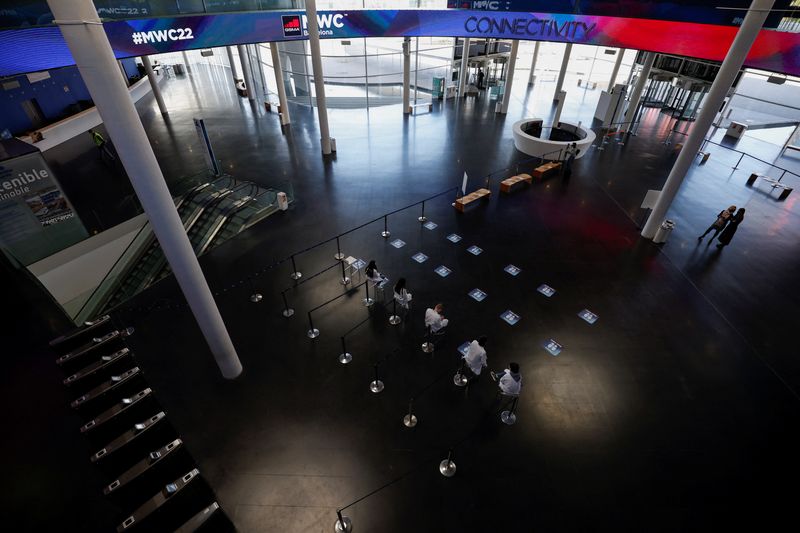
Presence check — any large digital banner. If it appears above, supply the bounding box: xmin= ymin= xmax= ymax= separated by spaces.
xmin=1 ymin=10 xmax=799 ymax=78
xmin=446 ymin=1 xmax=790 ymax=28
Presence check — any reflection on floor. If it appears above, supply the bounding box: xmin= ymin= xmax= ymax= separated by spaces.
xmin=7 ymin=62 xmax=800 ymax=532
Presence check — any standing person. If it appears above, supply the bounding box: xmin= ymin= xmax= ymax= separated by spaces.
xmin=462 ymin=336 xmax=488 ymax=379
xmin=477 ymin=68 xmax=485 ymax=90
xmin=491 ymin=362 xmax=522 ymax=395
xmin=716 ymin=208 xmax=745 ymax=248
xmin=90 ymin=129 xmax=115 ymax=163
xmin=562 ymin=142 xmax=578 ymax=177
xmin=424 ymin=303 xmax=448 ymax=335
xmin=699 ymin=205 xmax=736 ymax=240
xmin=393 ymin=277 xmax=412 ymax=314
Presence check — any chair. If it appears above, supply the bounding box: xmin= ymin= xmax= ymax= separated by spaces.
xmin=344 ymin=256 xmax=362 ymax=282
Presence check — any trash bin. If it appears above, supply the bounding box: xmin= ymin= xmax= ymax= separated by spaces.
xmin=173 ymin=63 xmax=185 ymax=75
xmin=725 ymin=121 xmax=747 ymax=139
xmin=277 ymin=192 xmax=289 ymax=211
xmin=653 ymin=219 xmax=675 ymax=244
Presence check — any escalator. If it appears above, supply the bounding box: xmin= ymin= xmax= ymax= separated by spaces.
xmin=205 ymin=189 xmax=279 ymax=252
xmin=75 ymin=177 xmax=288 ymax=323
xmin=101 ymin=177 xmax=237 ymax=310
xmin=113 ymin=182 xmax=246 ymax=300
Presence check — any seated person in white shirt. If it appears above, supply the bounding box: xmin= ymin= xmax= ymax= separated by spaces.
xmin=365 ymin=260 xmax=389 ymax=288
xmin=491 ymin=362 xmax=522 ymax=395
xmin=424 ymin=303 xmax=448 ymax=335
xmin=393 ymin=277 xmax=412 ymax=310
xmin=462 ymin=336 xmax=488 ymax=378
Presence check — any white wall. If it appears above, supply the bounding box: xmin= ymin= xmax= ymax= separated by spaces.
xmin=27 ymin=214 xmax=148 ymax=315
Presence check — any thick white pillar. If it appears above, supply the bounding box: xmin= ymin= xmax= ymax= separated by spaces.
xmin=458 ymin=38 xmax=471 ymax=97
xmin=141 ymin=56 xmax=167 ymax=115
xmin=226 ymin=46 xmax=239 ymax=81
xmin=237 ymin=44 xmax=255 ymax=101
xmin=181 ymin=50 xmax=191 ymax=72
xmin=554 ymin=43 xmax=572 ymax=100
xmin=48 ymin=0 xmax=242 ymax=379
xmin=117 ymin=60 xmax=129 ymax=86
xmin=607 ymin=48 xmax=625 ymax=91
xmin=498 ymin=40 xmax=519 ymax=114
xmin=553 ymin=90 xmax=567 ymax=126
xmin=622 ymin=52 xmax=655 ymax=131
xmin=402 ymin=37 xmax=411 ymax=113
xmin=306 ymin=0 xmax=333 ymax=154
xmin=641 ymin=0 xmax=775 ymax=239
xmin=270 ymin=43 xmax=291 ymax=125
xmin=528 ymin=41 xmax=540 ymax=85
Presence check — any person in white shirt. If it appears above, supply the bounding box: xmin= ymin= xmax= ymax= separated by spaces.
xmin=462 ymin=336 xmax=488 ymax=378
xmin=424 ymin=303 xmax=448 ymax=335
xmin=393 ymin=278 xmax=412 ymax=314
xmin=365 ymin=260 xmax=389 ymax=288
xmin=491 ymin=362 xmax=522 ymax=395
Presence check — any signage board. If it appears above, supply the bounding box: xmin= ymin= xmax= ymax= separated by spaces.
xmin=1 ymin=10 xmax=799 ymax=78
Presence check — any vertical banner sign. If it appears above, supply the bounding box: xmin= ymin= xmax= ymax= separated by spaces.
xmin=193 ymin=118 xmax=220 ymax=176
xmin=0 ymin=151 xmax=88 ymax=264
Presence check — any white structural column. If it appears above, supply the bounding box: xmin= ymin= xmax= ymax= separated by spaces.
xmin=141 ymin=56 xmax=167 ymax=115
xmin=498 ymin=40 xmax=519 ymax=114
xmin=270 ymin=43 xmax=290 ymax=125
xmin=48 ymin=0 xmax=242 ymax=379
xmin=181 ymin=50 xmax=191 ymax=72
xmin=402 ymin=37 xmax=411 ymax=113
xmin=607 ymin=48 xmax=625 ymax=91
xmin=237 ymin=44 xmax=255 ymax=101
xmin=117 ymin=60 xmax=129 ymax=86
xmin=528 ymin=41 xmax=540 ymax=85
xmin=306 ymin=0 xmax=333 ymax=154
xmin=642 ymin=0 xmax=775 ymax=239
xmin=226 ymin=46 xmax=239 ymax=81
xmin=622 ymin=52 xmax=655 ymax=131
xmin=554 ymin=42 xmax=572 ymax=100
xmin=458 ymin=38 xmax=471 ymax=97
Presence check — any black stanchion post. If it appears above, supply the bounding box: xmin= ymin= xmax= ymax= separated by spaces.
xmin=403 ymin=397 xmax=417 ymax=427
xmin=363 ymin=281 xmax=374 ymax=307
xmin=339 ymin=336 xmax=352 ymax=364
xmin=418 ymin=200 xmax=427 ymax=223
xmin=334 ymin=510 xmax=352 ymax=533
xmin=334 ymin=236 xmax=344 ymax=261
xmin=421 ymin=325 xmax=434 ymax=353
xmin=247 ymin=276 xmax=263 ymax=303
xmin=453 ymin=359 xmax=468 ymax=387
xmin=290 ymin=254 xmax=302 ymax=280
xmin=439 ymin=449 xmax=457 ymax=477
xmin=339 ymin=257 xmax=350 ymax=286
xmin=389 ymin=298 xmax=401 ymax=325
xmin=307 ymin=311 xmax=320 ymax=339
xmin=381 ymin=214 xmax=390 ymax=238
xmin=281 ymin=291 xmax=294 ymax=318
xmin=501 ymin=396 xmax=519 ymax=425
xmin=734 ymin=152 xmax=744 ymax=170
xmin=369 ymin=363 xmax=384 ymax=393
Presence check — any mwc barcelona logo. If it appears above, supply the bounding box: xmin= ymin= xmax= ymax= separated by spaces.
xmin=282 ymin=15 xmax=302 ymax=37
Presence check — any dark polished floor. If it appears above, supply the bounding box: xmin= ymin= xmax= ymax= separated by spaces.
xmin=5 ymin=63 xmax=800 ymax=532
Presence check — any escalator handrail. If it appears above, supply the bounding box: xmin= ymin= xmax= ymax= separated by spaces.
xmin=197 ymin=196 xmax=256 ymax=255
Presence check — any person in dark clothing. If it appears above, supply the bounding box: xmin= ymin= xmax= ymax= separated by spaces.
xmin=699 ymin=205 xmax=736 ymax=240
xmin=477 ymin=68 xmax=485 ymax=89
xmin=716 ymin=208 xmax=745 ymax=248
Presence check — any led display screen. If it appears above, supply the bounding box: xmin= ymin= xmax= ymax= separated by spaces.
xmin=1 ymin=10 xmax=798 ymax=78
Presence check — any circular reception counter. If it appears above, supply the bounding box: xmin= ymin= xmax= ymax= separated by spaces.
xmin=512 ymin=119 xmax=596 ymax=160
